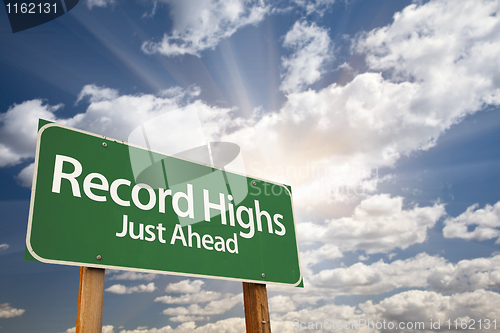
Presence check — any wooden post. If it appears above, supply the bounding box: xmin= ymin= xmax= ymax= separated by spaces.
xmin=243 ymin=282 xmax=271 ymax=333
xmin=76 ymin=267 xmax=105 ymax=333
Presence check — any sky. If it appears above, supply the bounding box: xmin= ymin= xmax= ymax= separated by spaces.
xmin=1 ymin=0 xmax=500 ymax=332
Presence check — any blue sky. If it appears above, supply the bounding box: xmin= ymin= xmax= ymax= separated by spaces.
xmin=1 ymin=0 xmax=500 ymax=332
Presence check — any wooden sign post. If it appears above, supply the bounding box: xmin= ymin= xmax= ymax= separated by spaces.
xmin=243 ymin=282 xmax=271 ymax=333
xmin=74 ymin=272 xmax=271 ymax=333
xmin=76 ymin=267 xmax=105 ymax=333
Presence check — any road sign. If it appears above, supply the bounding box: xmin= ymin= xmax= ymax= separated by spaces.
xmin=26 ymin=121 xmax=302 ymax=286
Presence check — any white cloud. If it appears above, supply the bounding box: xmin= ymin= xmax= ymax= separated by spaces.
xmin=141 ymin=0 xmax=268 ymax=57
xmin=63 ymin=85 xmax=201 ymax=142
xmin=273 ymin=289 xmax=500 ymax=333
xmin=360 ymin=289 xmax=500 ymax=333
xmin=308 ymin=253 xmax=444 ymax=295
xmin=157 ymin=280 xmax=232 ymax=319
xmin=280 ymin=21 xmax=332 ymax=93
xmin=76 ymin=84 xmax=119 ymax=103
xmin=271 ymin=302 xmax=367 ymax=333
xmin=169 ymin=315 xmax=208 ymax=323
xmin=224 ymin=0 xmax=500 ymax=208
xmin=269 ymin=295 xmax=296 ymax=313
xmin=162 ymin=293 xmax=242 ymax=317
xmin=155 ymin=291 xmax=221 ymax=304
xmin=357 ymin=0 xmax=500 ymax=107
xmin=108 ymin=271 xmax=158 ymax=281
xmin=0 ymin=100 xmax=60 ymax=167
xmin=299 ymin=243 xmax=343 ymax=277
xmin=0 ymin=303 xmax=25 ymax=318
xmin=189 ymin=318 xmax=245 ymax=333
xmin=298 ymin=194 xmax=445 ymax=254
xmin=105 ymin=282 xmax=156 ymax=294
xmin=0 ymin=85 xmax=232 ymax=186
xmin=358 ymin=254 xmax=369 ymax=261
xmin=0 ymin=244 xmax=9 ymax=251
xmin=118 ymin=318 xmax=245 ymax=333
xmin=103 ymin=326 xmax=115 ymax=333
xmin=85 ymin=0 xmax=115 ymax=10
xmin=427 ymin=255 xmax=500 ymax=293
xmin=443 ymin=201 xmax=500 ymax=243
xmin=306 ymin=253 xmax=500 ymax=297
xmin=15 ymin=162 xmax=34 ymax=188
xmin=165 ymin=279 xmax=205 ymax=294
xmin=116 ymin=323 xmax=191 ymax=333
xmin=387 ymin=253 xmax=397 ymax=260
xmin=354 ymin=0 xmax=500 ymax=129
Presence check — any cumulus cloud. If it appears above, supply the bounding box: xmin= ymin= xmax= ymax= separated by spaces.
xmin=354 ymin=0 xmax=500 ymax=131
xmin=427 ymin=255 xmax=500 ymax=293
xmin=169 ymin=315 xmax=209 ymax=323
xmin=361 ymin=289 xmax=500 ymax=332
xmin=103 ymin=326 xmax=115 ymax=333
xmin=165 ymin=279 xmax=205 ymax=294
xmin=357 ymin=0 xmax=500 ymax=104
xmin=0 ymin=84 xmax=233 ymax=186
xmin=76 ymin=84 xmax=119 ymax=103
xmin=141 ymin=0 xmax=268 ymax=57
xmin=273 ymin=289 xmax=500 ymax=333
xmin=105 ymin=282 xmax=156 ymax=294
xmin=223 ymin=0 xmax=500 ymax=208
xmin=306 ymin=253 xmax=500 ymax=297
xmin=15 ymin=162 xmax=34 ymax=188
xmin=0 ymin=303 xmax=25 ymax=318
xmin=272 ymin=302 xmax=369 ymax=333
xmin=118 ymin=318 xmax=245 ymax=333
xmin=63 ymin=84 xmax=211 ymax=142
xmin=299 ymin=243 xmax=343 ymax=277
xmin=280 ymin=21 xmax=332 ymax=93
xmin=269 ymin=295 xmax=296 ymax=313
xmin=156 ymin=280 xmax=239 ymax=321
xmin=443 ymin=201 xmax=500 ymax=243
xmin=155 ymin=291 xmax=221 ymax=304
xmin=162 ymin=293 xmax=242 ymax=320
xmin=298 ymin=194 xmax=445 ymax=254
xmin=308 ymin=253 xmax=445 ymax=295
xmin=108 ymin=271 xmax=158 ymax=281
xmin=0 ymin=86 xmax=163 ymax=169
xmin=0 ymin=244 xmax=9 ymax=251
xmin=0 ymin=100 xmax=60 ymax=167
xmin=280 ymin=22 xmax=333 ymax=93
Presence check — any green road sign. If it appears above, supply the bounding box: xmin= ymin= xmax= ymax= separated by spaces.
xmin=26 ymin=121 xmax=302 ymax=286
